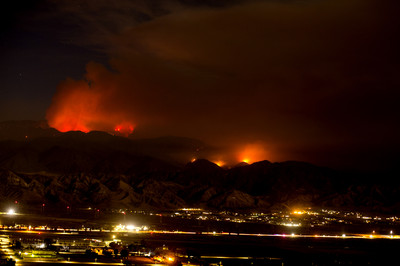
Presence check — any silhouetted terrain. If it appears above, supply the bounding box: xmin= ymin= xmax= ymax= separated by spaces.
xmin=0 ymin=120 xmax=399 ymax=213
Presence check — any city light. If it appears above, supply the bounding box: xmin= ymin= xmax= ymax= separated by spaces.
xmin=7 ymin=209 xmax=15 ymax=215
xmin=282 ymin=223 xmax=301 ymax=227
xmin=126 ymin=225 xmax=136 ymax=230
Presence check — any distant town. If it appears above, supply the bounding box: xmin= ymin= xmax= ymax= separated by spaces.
xmin=1 ymin=206 xmax=400 ymax=265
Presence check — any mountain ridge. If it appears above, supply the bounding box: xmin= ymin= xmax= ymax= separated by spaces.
xmin=0 ymin=120 xmax=398 ymax=213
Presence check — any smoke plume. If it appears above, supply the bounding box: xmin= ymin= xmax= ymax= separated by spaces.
xmin=45 ymin=0 xmax=400 ymax=168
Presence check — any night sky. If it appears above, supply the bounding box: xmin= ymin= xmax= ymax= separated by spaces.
xmin=1 ymin=0 xmax=399 ymax=171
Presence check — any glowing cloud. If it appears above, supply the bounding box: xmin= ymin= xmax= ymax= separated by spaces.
xmin=46 ymin=62 xmax=135 ymax=135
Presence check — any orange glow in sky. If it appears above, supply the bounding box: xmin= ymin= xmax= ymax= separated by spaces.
xmin=46 ymin=80 xmax=98 ymax=132
xmin=46 ymin=77 xmax=135 ymax=135
xmin=238 ymin=143 xmax=268 ymax=164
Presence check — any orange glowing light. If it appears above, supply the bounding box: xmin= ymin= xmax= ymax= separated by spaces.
xmin=46 ymin=63 xmax=136 ymax=136
xmin=46 ymin=79 xmax=99 ymax=133
xmin=214 ymin=160 xmax=225 ymax=167
xmin=238 ymin=143 xmax=268 ymax=164
xmin=191 ymin=158 xmax=197 ymax=163
xmin=114 ymin=122 xmax=134 ymax=136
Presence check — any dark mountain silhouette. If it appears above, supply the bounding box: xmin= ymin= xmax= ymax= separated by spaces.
xmin=0 ymin=120 xmax=60 ymax=141
xmin=0 ymin=120 xmax=399 ymax=213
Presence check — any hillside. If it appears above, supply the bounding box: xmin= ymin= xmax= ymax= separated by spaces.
xmin=0 ymin=121 xmax=399 ymax=213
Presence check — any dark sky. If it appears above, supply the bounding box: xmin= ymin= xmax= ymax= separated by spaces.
xmin=1 ymin=0 xmax=399 ymax=171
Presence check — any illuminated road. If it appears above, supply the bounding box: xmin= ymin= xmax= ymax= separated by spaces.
xmin=16 ymin=262 xmax=124 ymax=265
xmin=201 ymin=255 xmax=281 ymax=260
xmin=2 ymin=228 xmax=400 ymax=265
xmin=0 ymin=235 xmax=21 ymax=265
xmin=1 ymin=235 xmax=125 ymax=266
xmin=2 ymin=228 xmax=400 ymax=240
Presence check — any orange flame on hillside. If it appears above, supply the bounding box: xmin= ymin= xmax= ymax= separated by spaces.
xmin=238 ymin=143 xmax=268 ymax=164
xmin=46 ymin=63 xmax=135 ymax=136
xmin=213 ymin=160 xmax=225 ymax=167
xmin=46 ymin=79 xmax=99 ymax=133
xmin=114 ymin=122 xmax=135 ymax=136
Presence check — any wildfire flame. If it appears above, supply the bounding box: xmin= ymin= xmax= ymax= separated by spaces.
xmin=238 ymin=143 xmax=268 ymax=164
xmin=213 ymin=160 xmax=225 ymax=167
xmin=46 ymin=63 xmax=135 ymax=136
xmin=114 ymin=122 xmax=135 ymax=136
xmin=46 ymin=79 xmax=98 ymax=132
